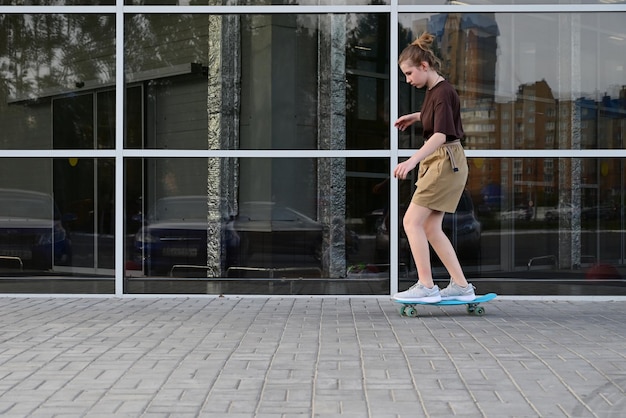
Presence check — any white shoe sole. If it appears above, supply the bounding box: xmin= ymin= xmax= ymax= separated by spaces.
xmin=393 ymin=295 xmax=442 ymax=303
xmin=441 ymin=295 xmax=476 ymax=302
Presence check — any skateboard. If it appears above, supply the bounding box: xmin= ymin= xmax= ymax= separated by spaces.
xmin=394 ymin=293 xmax=497 ymax=317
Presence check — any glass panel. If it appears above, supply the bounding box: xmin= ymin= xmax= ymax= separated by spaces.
xmin=124 ymin=157 xmax=390 ymax=295
xmin=0 ymin=158 xmax=114 ymax=294
xmin=124 ymin=13 xmax=389 ymax=150
xmin=0 ymin=14 xmax=116 ymax=150
xmin=396 ymin=157 xmax=626 ymax=296
xmin=398 ymin=13 xmax=626 ymax=150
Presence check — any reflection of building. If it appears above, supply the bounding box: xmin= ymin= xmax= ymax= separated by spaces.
xmin=507 ymin=80 xmax=557 ymax=206
xmin=431 ymin=12 xmax=499 ymax=151
xmin=479 ymin=81 xmax=626 ymax=211
xmin=427 ymin=13 xmax=501 ymax=204
xmin=426 ymin=12 xmax=626 ymax=223
xmin=429 ymin=13 xmax=498 ymax=104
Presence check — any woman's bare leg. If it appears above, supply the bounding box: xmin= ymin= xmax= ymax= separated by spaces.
xmin=423 ymin=211 xmax=469 ymax=287
xmin=402 ymin=203 xmax=436 ymax=288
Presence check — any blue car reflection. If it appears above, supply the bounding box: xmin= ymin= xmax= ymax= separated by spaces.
xmin=0 ymin=188 xmax=72 ymax=271
xmin=133 ymin=198 xmax=325 ymax=276
xmin=234 ymin=201 xmax=323 ymax=263
xmin=133 ymin=196 xmax=240 ymax=276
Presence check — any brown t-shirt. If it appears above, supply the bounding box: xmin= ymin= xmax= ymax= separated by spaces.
xmin=420 ymin=80 xmax=464 ymax=142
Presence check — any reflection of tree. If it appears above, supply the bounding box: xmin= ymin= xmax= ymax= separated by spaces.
xmin=124 ymin=14 xmax=207 ymax=75
xmin=344 ymin=4 xmax=388 ymax=117
xmin=0 ymin=13 xmax=213 ymax=101
xmin=1 ymin=14 xmax=115 ymax=100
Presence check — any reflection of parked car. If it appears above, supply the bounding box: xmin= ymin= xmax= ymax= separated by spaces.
xmin=581 ymin=204 xmax=618 ymax=221
xmin=0 ymin=188 xmax=72 ymax=270
xmin=375 ymin=190 xmax=481 ymax=263
xmin=133 ymin=198 xmax=325 ymax=275
xmin=234 ymin=201 xmax=323 ymax=262
xmin=133 ymin=196 xmax=240 ymax=275
xmin=499 ymin=205 xmax=533 ymax=221
xmin=442 ymin=191 xmax=482 ymax=257
xmin=545 ymin=204 xmax=574 ymax=221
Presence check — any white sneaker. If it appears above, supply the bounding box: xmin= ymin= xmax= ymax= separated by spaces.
xmin=439 ymin=279 xmax=476 ymax=301
xmin=393 ymin=282 xmax=441 ymax=303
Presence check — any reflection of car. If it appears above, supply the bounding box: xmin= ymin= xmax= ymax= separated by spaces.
xmin=581 ymin=204 xmax=618 ymax=221
xmin=545 ymin=204 xmax=574 ymax=221
xmin=499 ymin=205 xmax=533 ymax=221
xmin=375 ymin=190 xmax=481 ymax=263
xmin=133 ymin=196 xmax=240 ymax=275
xmin=133 ymin=198 xmax=324 ymax=275
xmin=0 ymin=188 xmax=72 ymax=270
xmin=234 ymin=201 xmax=323 ymax=262
xmin=442 ymin=191 xmax=482 ymax=257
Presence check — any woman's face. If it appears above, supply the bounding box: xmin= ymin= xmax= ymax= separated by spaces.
xmin=400 ymin=60 xmax=427 ymax=88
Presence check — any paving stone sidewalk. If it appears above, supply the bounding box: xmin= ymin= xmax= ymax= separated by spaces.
xmin=0 ymin=296 xmax=623 ymax=417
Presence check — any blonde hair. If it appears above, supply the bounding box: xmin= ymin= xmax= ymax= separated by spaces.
xmin=398 ymin=32 xmax=442 ymax=73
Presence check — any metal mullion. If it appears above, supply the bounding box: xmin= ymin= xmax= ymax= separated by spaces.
xmin=115 ymin=0 xmax=125 ymax=296
xmin=0 ymin=6 xmax=116 ymax=13
xmin=397 ymin=4 xmax=626 ymax=13
xmin=389 ymin=0 xmax=400 ymax=295
xmin=123 ymin=5 xmax=391 ymax=14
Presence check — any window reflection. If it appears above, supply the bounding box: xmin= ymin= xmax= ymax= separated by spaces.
xmin=0 ymin=14 xmax=115 ymax=150
xmin=398 ymin=13 xmax=626 ymax=151
xmin=394 ymin=157 xmax=625 ymax=292
xmin=123 ymin=13 xmax=389 ymax=150
xmin=474 ymin=157 xmax=623 ymax=277
xmin=0 ymin=158 xmax=115 ymax=285
xmin=124 ymin=158 xmax=390 ymax=294
xmin=1 ymin=6 xmax=625 ymax=296
xmin=0 ymin=188 xmax=71 ymax=271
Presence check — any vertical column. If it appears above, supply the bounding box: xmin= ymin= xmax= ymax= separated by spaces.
xmin=207 ymin=15 xmax=240 ymax=277
xmin=318 ymin=15 xmax=347 ymax=278
xmin=558 ymin=13 xmax=582 ymax=270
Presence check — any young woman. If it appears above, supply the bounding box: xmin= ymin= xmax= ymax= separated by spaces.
xmin=392 ymin=32 xmax=476 ymax=303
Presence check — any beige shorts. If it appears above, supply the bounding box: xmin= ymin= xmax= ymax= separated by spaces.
xmin=411 ymin=140 xmax=468 ymax=213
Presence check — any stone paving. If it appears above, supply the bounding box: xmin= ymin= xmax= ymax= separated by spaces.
xmin=0 ymin=296 xmax=623 ymax=417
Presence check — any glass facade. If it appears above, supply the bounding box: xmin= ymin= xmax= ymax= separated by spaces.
xmin=0 ymin=2 xmax=624 ymax=295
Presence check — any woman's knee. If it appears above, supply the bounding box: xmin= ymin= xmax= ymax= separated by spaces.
xmin=403 ymin=210 xmax=424 ymax=234
xmin=403 ymin=204 xmax=434 ymax=233
xmin=402 ymin=213 xmax=417 ymax=233
xmin=423 ymin=215 xmax=445 ymax=239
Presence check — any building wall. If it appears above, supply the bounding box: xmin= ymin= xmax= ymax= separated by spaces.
xmin=0 ymin=3 xmax=625 ymax=296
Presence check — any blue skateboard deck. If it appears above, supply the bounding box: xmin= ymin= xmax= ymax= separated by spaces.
xmin=395 ymin=293 xmax=497 ymax=317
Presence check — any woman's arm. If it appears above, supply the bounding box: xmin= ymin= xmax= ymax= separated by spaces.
xmin=394 ymin=112 xmax=421 ymax=131
xmin=393 ymin=133 xmax=446 ymax=180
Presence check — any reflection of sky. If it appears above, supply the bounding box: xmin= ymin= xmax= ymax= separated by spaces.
xmin=401 ymin=13 xmax=625 ymax=101
xmin=497 ymin=13 xmax=625 ymax=101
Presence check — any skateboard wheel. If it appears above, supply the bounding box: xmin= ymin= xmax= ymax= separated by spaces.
xmin=474 ymin=306 xmax=485 ymax=316
xmin=405 ymin=306 xmax=418 ymax=317
xmin=399 ymin=306 xmax=407 ymax=316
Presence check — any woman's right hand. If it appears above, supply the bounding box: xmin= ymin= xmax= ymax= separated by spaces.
xmin=393 ymin=158 xmax=418 ymax=180
xmin=394 ymin=112 xmax=419 ymax=131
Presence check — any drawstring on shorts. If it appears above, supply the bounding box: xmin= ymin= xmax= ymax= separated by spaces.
xmin=441 ymin=139 xmax=461 ymax=172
